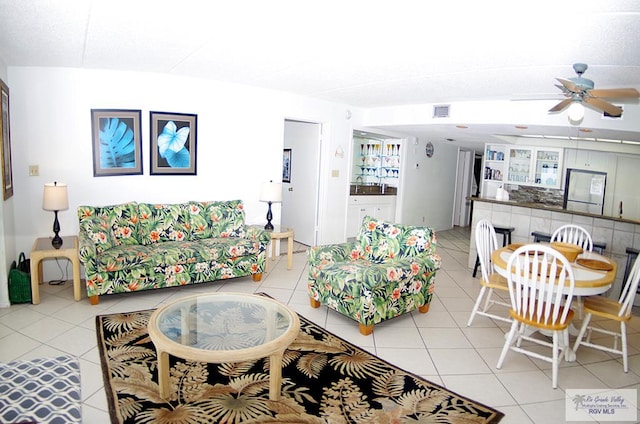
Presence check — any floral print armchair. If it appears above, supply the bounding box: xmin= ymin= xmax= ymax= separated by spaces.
xmin=308 ymin=215 xmax=441 ymax=335
xmin=77 ymin=200 xmax=270 ymax=305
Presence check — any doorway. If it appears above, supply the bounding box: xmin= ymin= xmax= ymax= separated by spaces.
xmin=453 ymin=149 xmax=475 ymax=227
xmin=281 ymin=119 xmax=322 ymax=247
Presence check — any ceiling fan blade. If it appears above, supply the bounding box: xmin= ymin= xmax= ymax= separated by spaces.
xmin=548 ymin=98 xmax=573 ymax=112
xmin=556 ymin=78 xmax=581 ymax=93
xmin=584 ymin=97 xmax=623 ymax=116
xmin=588 ymin=88 xmax=640 ymax=98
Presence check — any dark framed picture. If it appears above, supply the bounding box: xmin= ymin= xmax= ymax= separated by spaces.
xmin=91 ymin=109 xmax=143 ymax=177
xmin=0 ymin=79 xmax=13 ymax=199
xmin=283 ymin=148 xmax=291 ymax=183
xmin=150 ymin=111 xmax=197 ymax=175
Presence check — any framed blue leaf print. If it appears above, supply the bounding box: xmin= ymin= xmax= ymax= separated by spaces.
xmin=150 ymin=111 xmax=197 ymax=175
xmin=91 ymin=109 xmax=143 ymax=177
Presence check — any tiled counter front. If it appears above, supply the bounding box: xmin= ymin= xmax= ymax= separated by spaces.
xmin=469 ymin=198 xmax=640 ymax=299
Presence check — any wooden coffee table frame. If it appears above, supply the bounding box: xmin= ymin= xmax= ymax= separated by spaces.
xmin=148 ymin=293 xmax=300 ymax=400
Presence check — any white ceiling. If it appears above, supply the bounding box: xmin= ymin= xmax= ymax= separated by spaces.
xmin=1 ymin=0 xmax=640 ymax=151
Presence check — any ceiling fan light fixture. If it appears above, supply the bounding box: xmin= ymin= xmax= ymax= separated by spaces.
xmin=568 ymin=102 xmax=585 ymax=122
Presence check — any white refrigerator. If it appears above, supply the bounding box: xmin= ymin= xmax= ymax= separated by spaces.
xmin=563 ymin=168 xmax=607 ymax=215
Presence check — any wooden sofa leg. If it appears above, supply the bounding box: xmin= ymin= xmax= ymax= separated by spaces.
xmin=309 ymin=298 xmax=320 ymax=308
xmin=252 ymin=273 xmax=263 ymax=282
xmin=418 ymin=304 xmax=430 ymax=313
xmin=359 ymin=324 xmax=374 ymax=336
xmin=89 ymin=295 xmax=99 ymax=305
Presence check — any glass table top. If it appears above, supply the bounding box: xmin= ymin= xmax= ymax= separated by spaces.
xmin=153 ymin=293 xmax=297 ymax=352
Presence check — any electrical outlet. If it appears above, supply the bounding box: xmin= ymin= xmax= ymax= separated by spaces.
xmin=29 ymin=165 xmax=39 ymax=176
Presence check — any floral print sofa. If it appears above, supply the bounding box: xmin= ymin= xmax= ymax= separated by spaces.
xmin=308 ymin=215 xmax=441 ymax=335
xmin=77 ymin=200 xmax=270 ymax=305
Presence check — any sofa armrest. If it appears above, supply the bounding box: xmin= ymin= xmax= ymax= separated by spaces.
xmin=245 ymin=225 xmax=271 ymax=247
xmin=307 ymin=241 xmax=362 ymax=267
xmin=77 ymin=230 xmax=98 ymax=278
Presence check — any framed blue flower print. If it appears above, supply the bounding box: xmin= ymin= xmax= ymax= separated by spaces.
xmin=91 ymin=109 xmax=143 ymax=177
xmin=150 ymin=111 xmax=197 ymax=175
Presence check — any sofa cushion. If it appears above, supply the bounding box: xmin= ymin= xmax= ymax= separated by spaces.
xmin=198 ymin=237 xmax=261 ymax=261
xmin=187 ymin=200 xmax=246 ymax=239
xmin=96 ymin=244 xmax=159 ymax=273
xmin=138 ymin=203 xmax=190 ymax=245
xmin=78 ymin=202 xmax=141 ymax=247
xmin=357 ymin=216 xmax=436 ymax=263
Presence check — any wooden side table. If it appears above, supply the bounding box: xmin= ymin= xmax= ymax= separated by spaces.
xmin=29 ymin=236 xmax=82 ymax=304
xmin=267 ymin=226 xmax=294 ymax=270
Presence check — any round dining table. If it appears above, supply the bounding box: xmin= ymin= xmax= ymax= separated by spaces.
xmin=491 ymin=244 xmax=617 ymax=296
xmin=490 ymin=243 xmax=617 ymax=362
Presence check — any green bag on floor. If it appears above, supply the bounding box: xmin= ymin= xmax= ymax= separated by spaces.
xmin=8 ymin=252 xmax=31 ymax=304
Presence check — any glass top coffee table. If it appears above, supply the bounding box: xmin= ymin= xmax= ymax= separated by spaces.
xmin=148 ymin=292 xmax=300 ymax=400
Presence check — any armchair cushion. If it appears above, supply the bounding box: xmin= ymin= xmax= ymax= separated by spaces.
xmin=358 ymin=215 xmax=436 ymax=263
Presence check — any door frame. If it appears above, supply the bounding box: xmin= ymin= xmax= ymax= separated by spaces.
xmin=281 ymin=118 xmax=322 ymax=247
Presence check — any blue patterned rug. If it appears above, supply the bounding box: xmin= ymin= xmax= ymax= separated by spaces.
xmin=96 ymin=303 xmax=503 ymax=423
xmin=0 ymin=355 xmax=82 ymax=423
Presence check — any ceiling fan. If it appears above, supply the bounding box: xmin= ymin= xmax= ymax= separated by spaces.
xmin=548 ymin=63 xmax=639 ymax=118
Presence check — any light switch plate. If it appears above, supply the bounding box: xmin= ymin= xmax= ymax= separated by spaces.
xmin=29 ymin=165 xmax=39 ymax=176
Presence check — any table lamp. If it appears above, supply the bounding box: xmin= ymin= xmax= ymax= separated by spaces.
xmin=42 ymin=182 xmax=69 ymax=249
xmin=259 ymin=180 xmax=282 ymax=230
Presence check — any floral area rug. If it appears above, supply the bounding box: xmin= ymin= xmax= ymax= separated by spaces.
xmin=96 ymin=301 xmax=503 ymax=423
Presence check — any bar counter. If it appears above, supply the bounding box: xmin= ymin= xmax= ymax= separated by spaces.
xmin=468 ymin=196 xmax=640 ymax=226
xmin=468 ymin=196 xmax=640 ymax=299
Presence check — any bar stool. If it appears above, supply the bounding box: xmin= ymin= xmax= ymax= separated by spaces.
xmin=472 ymin=225 xmax=514 ymax=277
xmin=620 ymin=247 xmax=640 ymax=297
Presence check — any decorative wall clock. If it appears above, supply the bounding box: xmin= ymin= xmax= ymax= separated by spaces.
xmin=425 ymin=142 xmax=434 ymax=158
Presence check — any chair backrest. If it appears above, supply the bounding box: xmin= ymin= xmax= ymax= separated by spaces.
xmin=475 ymin=219 xmax=499 ymax=282
xmin=507 ymin=244 xmax=576 ymax=326
xmin=617 ymin=254 xmax=640 ymax=318
xmin=551 ymin=224 xmax=593 ymax=252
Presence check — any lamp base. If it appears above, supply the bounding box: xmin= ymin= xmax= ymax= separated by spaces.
xmin=51 ymin=210 xmax=63 ymax=249
xmin=264 ymin=201 xmax=274 ymax=231
xmin=51 ymin=234 xmax=63 ymax=249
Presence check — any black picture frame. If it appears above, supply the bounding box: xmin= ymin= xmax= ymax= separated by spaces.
xmin=283 ymin=149 xmax=292 ymax=183
xmin=150 ymin=111 xmax=197 ymax=175
xmin=91 ymin=109 xmax=143 ymax=177
xmin=0 ymin=78 xmax=13 ymax=199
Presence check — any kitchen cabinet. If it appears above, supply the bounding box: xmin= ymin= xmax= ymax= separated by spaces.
xmin=482 ymin=144 xmax=506 ymax=182
xmin=481 ymin=144 xmax=506 ymax=198
xmin=353 ymin=135 xmax=401 ymax=187
xmin=506 ymin=147 xmax=563 ymax=189
xmin=347 ymin=196 xmax=396 ymax=238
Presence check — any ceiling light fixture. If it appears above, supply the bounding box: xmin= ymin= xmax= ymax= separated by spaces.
xmin=515 ymin=126 xmax=528 ymax=130
xmin=455 ymin=125 xmax=468 ymax=129
xmin=567 ymin=102 xmax=585 ymax=122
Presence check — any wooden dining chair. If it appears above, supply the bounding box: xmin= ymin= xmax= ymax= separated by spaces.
xmin=496 ymin=244 xmax=576 ymax=389
xmin=467 ymin=219 xmax=511 ymax=326
xmin=551 ymin=224 xmax=593 ymax=317
xmin=572 ymin=254 xmax=640 ymax=372
xmin=551 ymin=224 xmax=593 ymax=252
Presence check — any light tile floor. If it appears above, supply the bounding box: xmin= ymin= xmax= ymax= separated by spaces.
xmin=1 ymin=227 xmax=639 ymax=423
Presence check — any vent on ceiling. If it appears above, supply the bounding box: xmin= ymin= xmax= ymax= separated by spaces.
xmin=433 ymin=104 xmax=450 ymax=118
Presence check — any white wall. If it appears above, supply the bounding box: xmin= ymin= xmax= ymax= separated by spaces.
xmin=398 ymin=138 xmax=458 ymax=231
xmin=5 ymin=67 xmax=358 ymax=281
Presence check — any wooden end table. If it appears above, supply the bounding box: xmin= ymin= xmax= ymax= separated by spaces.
xmin=29 ymin=236 xmax=82 ymax=304
xmin=148 ymin=293 xmax=300 ymax=400
xmin=266 ymin=226 xmax=295 ymax=270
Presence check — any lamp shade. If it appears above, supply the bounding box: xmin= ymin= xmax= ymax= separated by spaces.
xmin=259 ymin=181 xmax=282 ymax=203
xmin=43 ymin=182 xmax=69 ymax=211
